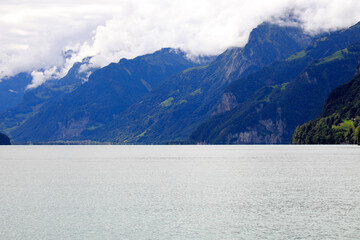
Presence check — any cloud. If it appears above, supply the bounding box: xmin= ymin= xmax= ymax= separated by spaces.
xmin=1 ymin=0 xmax=360 ymax=88
xmin=28 ymin=67 xmax=58 ymax=89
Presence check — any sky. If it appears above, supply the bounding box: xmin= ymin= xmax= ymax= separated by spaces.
xmin=1 ymin=0 xmax=360 ymax=88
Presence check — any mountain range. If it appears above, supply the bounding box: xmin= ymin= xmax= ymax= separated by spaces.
xmin=5 ymin=48 xmax=199 ymax=142
xmin=1 ymin=21 xmax=360 ymax=144
xmin=191 ymin=22 xmax=360 ymax=144
xmin=96 ymin=23 xmax=312 ymax=144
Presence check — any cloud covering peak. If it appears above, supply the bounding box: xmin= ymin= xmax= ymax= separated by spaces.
xmin=1 ymin=0 xmax=360 ymax=88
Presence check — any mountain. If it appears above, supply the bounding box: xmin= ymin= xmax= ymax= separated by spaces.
xmin=0 ymin=132 xmax=11 ymax=145
xmin=10 ymin=48 xmax=198 ymax=142
xmin=0 ymin=73 xmax=32 ymax=114
xmin=93 ymin=23 xmax=313 ymax=144
xmin=191 ymin=22 xmax=360 ymax=144
xmin=0 ymin=58 xmax=96 ymax=136
xmin=292 ymin=58 xmax=360 ymax=144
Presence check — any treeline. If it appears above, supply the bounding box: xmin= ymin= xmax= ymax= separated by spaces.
xmin=292 ymin=115 xmax=360 ymax=144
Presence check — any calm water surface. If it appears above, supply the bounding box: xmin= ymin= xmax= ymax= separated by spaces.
xmin=0 ymin=145 xmax=359 ymax=239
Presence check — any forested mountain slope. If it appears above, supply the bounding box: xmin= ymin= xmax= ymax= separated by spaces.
xmin=10 ymin=48 xmax=198 ymax=142
xmin=292 ymin=58 xmax=360 ymax=144
xmin=99 ymin=23 xmax=312 ymax=144
xmin=191 ymin=22 xmax=360 ymax=144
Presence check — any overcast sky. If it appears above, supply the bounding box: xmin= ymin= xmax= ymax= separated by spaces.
xmin=1 ymin=0 xmax=360 ymax=88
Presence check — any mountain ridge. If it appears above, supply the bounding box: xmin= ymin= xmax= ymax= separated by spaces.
xmin=6 ymin=22 xmax=360 ymax=144
xmin=0 ymin=58 xmax=97 ymax=135
xmin=95 ymin=23 xmax=313 ymax=144
xmin=10 ymin=48 xmax=198 ymax=142
xmin=190 ymin=22 xmax=360 ymax=144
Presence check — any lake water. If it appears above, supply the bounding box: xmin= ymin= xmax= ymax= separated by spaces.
xmin=0 ymin=145 xmax=359 ymax=239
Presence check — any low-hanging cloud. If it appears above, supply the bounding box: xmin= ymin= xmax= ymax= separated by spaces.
xmin=1 ymin=0 xmax=360 ymax=88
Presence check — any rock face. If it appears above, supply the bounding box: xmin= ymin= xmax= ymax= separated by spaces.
xmin=223 ymin=107 xmax=286 ymax=144
xmin=212 ymin=92 xmax=238 ymax=115
xmin=56 ymin=116 xmax=90 ymax=139
xmin=0 ymin=133 xmax=11 ymax=145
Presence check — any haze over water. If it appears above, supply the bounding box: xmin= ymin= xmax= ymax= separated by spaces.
xmin=0 ymin=145 xmax=359 ymax=239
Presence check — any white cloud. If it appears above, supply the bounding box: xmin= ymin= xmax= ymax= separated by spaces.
xmin=28 ymin=67 xmax=58 ymax=89
xmin=1 ymin=0 xmax=360 ymax=88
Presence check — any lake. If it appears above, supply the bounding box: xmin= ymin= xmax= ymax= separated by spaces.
xmin=0 ymin=145 xmax=359 ymax=239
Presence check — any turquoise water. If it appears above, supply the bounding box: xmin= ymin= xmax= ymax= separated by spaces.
xmin=0 ymin=145 xmax=359 ymax=239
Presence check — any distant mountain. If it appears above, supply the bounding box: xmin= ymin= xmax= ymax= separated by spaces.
xmin=191 ymin=22 xmax=360 ymax=144
xmin=10 ymin=48 xmax=198 ymax=142
xmin=0 ymin=73 xmax=32 ymax=114
xmin=0 ymin=58 xmax=96 ymax=136
xmin=292 ymin=59 xmax=360 ymax=144
xmin=9 ymin=22 xmax=360 ymax=145
xmin=0 ymin=132 xmax=11 ymax=145
xmin=96 ymin=23 xmax=312 ymax=144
